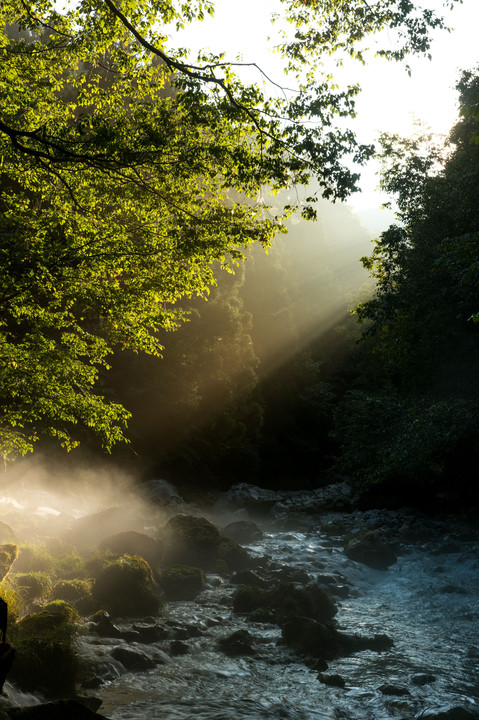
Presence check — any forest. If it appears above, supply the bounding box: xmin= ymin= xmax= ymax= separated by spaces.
xmin=0 ymin=0 xmax=477 ymax=506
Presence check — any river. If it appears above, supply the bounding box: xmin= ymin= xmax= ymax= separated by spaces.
xmin=81 ymin=485 xmax=479 ymax=720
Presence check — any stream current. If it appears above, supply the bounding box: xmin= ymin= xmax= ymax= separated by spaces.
xmin=91 ymin=499 xmax=479 ymax=720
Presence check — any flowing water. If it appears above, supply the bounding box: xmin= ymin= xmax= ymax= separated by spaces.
xmin=89 ymin=502 xmax=479 ymax=720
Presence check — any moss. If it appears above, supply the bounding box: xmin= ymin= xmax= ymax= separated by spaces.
xmin=9 ymin=601 xmax=81 ymax=697
xmin=53 ymin=552 xmax=88 ymax=580
xmin=12 ymin=571 xmax=52 ymax=602
xmin=92 ymin=554 xmax=162 ymax=617
xmin=52 ymin=579 xmax=92 ymax=602
xmin=0 ymin=580 xmax=22 ymax=624
xmin=159 ymin=564 xmax=205 ymax=600
xmin=0 ymin=544 xmax=18 ymax=581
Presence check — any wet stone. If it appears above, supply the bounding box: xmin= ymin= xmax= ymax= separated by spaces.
xmin=318 ymin=673 xmax=346 ymax=688
xmin=110 ymin=645 xmax=158 ymax=671
xmin=230 ymin=569 xmax=269 ymax=589
xmin=416 ymin=708 xmax=479 ymax=720
xmin=379 ymin=684 xmax=411 ymax=696
xmin=170 ymin=640 xmax=190 ymax=656
xmin=217 ymin=629 xmax=256 ymax=657
xmin=411 ymin=673 xmax=437 ymax=686
xmin=221 ymin=520 xmax=263 ymax=544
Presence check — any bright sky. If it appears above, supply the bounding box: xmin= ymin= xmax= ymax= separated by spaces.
xmin=172 ymin=0 xmax=479 ymax=219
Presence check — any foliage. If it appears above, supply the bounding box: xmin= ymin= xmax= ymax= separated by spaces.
xmin=0 ymin=0 xmax=458 ymax=461
xmin=12 ymin=570 xmax=52 ymax=601
xmin=336 ymin=68 xmax=479 ymax=496
xmin=334 ymin=392 xmax=479 ymax=486
xmin=52 ymin=578 xmax=92 ymax=601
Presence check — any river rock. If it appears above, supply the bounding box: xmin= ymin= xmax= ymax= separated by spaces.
xmin=98 ymin=531 xmax=163 ymax=569
xmin=231 ymin=570 xmax=269 ymax=589
xmin=92 ymin=555 xmax=162 ymax=617
xmin=91 ymin=610 xmax=123 ymax=638
xmin=158 ymin=564 xmax=205 ymax=600
xmin=282 ymin=617 xmax=340 ymax=659
xmin=221 ymin=520 xmax=263 ymax=544
xmin=411 ymin=673 xmax=437 ymax=686
xmin=139 ymin=479 xmax=187 ymax=509
xmin=110 ymin=645 xmax=157 ymax=671
xmin=379 ymin=683 xmax=410 ymax=696
xmin=217 ymin=536 xmax=252 ymax=572
xmin=344 ymin=531 xmax=397 ymax=570
xmin=416 ymin=708 xmax=479 ymax=720
xmin=6 ymin=699 xmax=109 ymax=720
xmin=217 ymin=629 xmax=256 ymax=657
xmin=233 ymin=582 xmax=337 ymax=624
xmin=160 ymin=515 xmax=220 ymax=569
xmin=318 ymin=673 xmax=346 ymax=688
xmin=170 ymin=640 xmax=189 ymax=656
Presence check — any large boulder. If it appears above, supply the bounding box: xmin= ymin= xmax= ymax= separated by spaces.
xmin=92 ymin=555 xmax=162 ymax=617
xmin=221 ymin=520 xmax=263 ymax=544
xmin=10 ymin=602 xmax=81 ymax=697
xmin=98 ymin=531 xmax=163 ymax=570
xmin=160 ymin=515 xmax=220 ymax=569
xmin=158 ymin=565 xmax=206 ymax=600
xmin=233 ymin=583 xmax=337 ymax=625
xmin=344 ymin=531 xmax=397 ymax=570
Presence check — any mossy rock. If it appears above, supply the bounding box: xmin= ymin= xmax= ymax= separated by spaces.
xmin=52 ymin=579 xmax=92 ymax=602
xmin=98 ymin=531 xmax=163 ymax=570
xmin=0 ymin=521 xmax=15 ymax=545
xmin=92 ymin=554 xmax=162 ymax=617
xmin=10 ymin=602 xmax=81 ymax=697
xmin=160 ymin=515 xmax=220 ymax=569
xmin=0 ymin=544 xmax=18 ymax=581
xmin=12 ymin=571 xmax=51 ymax=601
xmin=158 ymin=565 xmax=205 ymax=600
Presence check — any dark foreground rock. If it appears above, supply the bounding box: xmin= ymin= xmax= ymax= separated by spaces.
xmin=6 ymin=699 xmax=109 ymax=720
xmin=344 ymin=531 xmax=397 ymax=570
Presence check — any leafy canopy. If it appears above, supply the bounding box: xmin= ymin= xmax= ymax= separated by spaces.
xmin=0 ymin=0 xmax=460 ymax=461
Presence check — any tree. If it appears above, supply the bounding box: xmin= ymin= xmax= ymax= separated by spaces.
xmin=334 ymin=68 xmax=479 ymax=498
xmin=0 ymin=0 xmax=460 ymax=461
